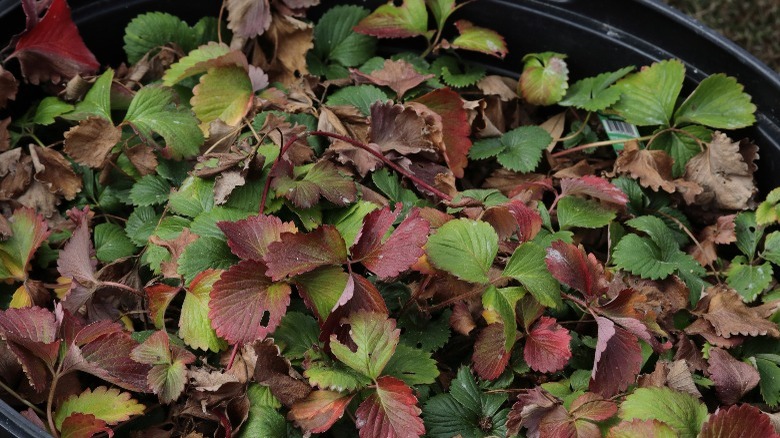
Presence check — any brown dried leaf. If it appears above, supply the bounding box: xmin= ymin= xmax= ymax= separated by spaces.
xmin=213 ymin=170 xmax=246 ymax=205
xmin=0 ymin=66 xmax=18 ymax=109
xmin=0 ymin=149 xmax=34 ymax=200
xmin=477 ymin=75 xmax=518 ymax=101
xmin=29 ymin=144 xmax=82 ymax=200
xmin=16 ymin=181 xmax=58 ymax=217
xmin=63 ymin=117 xmax=122 ymax=168
xmin=694 ymin=285 xmax=780 ymax=339
xmin=226 ymin=0 xmax=271 ymax=38
xmin=684 ymin=132 xmax=757 ymax=210
xmin=150 ymin=229 xmax=199 ymax=279
xmin=0 ymin=117 xmax=11 ymax=151
xmin=614 ymin=141 xmax=675 ymax=192
xmin=540 ymin=112 xmax=566 ymax=152
xmin=351 ymin=59 xmax=433 ymax=98
xmin=690 ymin=214 xmax=736 ymax=266
xmin=252 ymin=339 xmax=312 ymax=407
xmin=250 ymin=14 xmax=312 ymax=85
xmin=125 ymin=144 xmax=158 ymax=176
xmin=369 ymin=102 xmax=438 ymax=156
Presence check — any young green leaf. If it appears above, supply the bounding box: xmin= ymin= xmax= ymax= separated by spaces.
xmin=426 ymin=0 xmax=456 ymax=31
xmin=431 ymin=56 xmax=486 ymax=88
xmin=169 ymin=176 xmax=215 ymax=217
xmin=757 ymin=188 xmax=780 ymax=226
xmin=519 ymin=52 xmax=568 ymax=105
xmin=354 ymin=0 xmax=429 ymax=38
xmin=326 ymin=85 xmax=390 ymax=116
xmin=162 ymin=42 xmax=231 ymax=86
xmin=503 ymin=242 xmax=562 ymax=308
xmin=305 ymin=358 xmax=372 ymax=392
xmin=123 ymin=12 xmax=197 ymax=64
xmin=355 ymin=376 xmax=425 ymax=438
xmin=382 ymin=343 xmax=439 ymax=386
xmin=448 ymin=20 xmax=508 ymax=59
xmin=619 ymin=387 xmax=708 ymax=438
xmin=426 ymin=218 xmax=498 ymax=284
xmin=725 ymin=257 xmax=773 ymax=302
xmin=33 ymin=97 xmax=74 ymax=125
xmin=674 ymin=74 xmax=756 ymax=129
xmin=67 ymin=69 xmax=114 ymax=121
xmin=559 ymin=66 xmax=634 ymax=111
xmin=611 ymin=59 xmax=685 ymax=126
xmin=55 ymin=387 xmax=145 ymax=430
xmin=330 ymin=311 xmax=399 ymax=379
xmin=94 ymin=223 xmax=135 ymax=262
xmin=496 ymin=126 xmax=552 ymax=173
xmin=123 ymin=86 xmax=204 ymax=159
xmin=180 ymin=269 xmax=227 ymax=352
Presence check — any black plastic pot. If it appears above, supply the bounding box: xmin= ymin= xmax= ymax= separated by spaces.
xmin=0 ymin=0 xmax=779 ymax=436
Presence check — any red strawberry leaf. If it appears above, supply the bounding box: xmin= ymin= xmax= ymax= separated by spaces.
xmin=569 ymin=392 xmax=618 ymax=422
xmin=209 ymin=260 xmax=292 ymax=344
xmin=590 ymin=317 xmax=642 ymax=397
xmin=523 ymin=316 xmax=572 ymax=373
xmin=699 ymin=404 xmax=780 ymax=438
xmin=355 ymin=376 xmax=424 ymax=438
xmin=320 ymin=273 xmax=388 ymax=344
xmin=707 ymin=347 xmax=760 ymax=405
xmin=218 ymin=214 xmax=297 ymax=261
xmin=0 ymin=306 xmax=60 ymax=392
xmin=472 ymin=322 xmax=511 ymax=380
xmin=506 ymin=386 xmax=559 ymax=438
xmin=265 ymin=225 xmax=348 ymax=280
xmin=560 ymin=175 xmax=629 ymax=206
xmin=57 ymin=207 xmax=99 ymax=311
xmin=351 ymin=205 xmax=430 ymax=279
xmin=59 ymin=412 xmax=113 ymax=438
xmin=353 ymin=0 xmax=429 ymax=39
xmin=545 ymin=240 xmax=608 ymax=300
xmin=288 ymin=390 xmax=355 ymax=434
xmin=144 ymin=283 xmax=180 ymax=329
xmin=413 ymin=87 xmax=472 ymax=178
xmin=10 ymin=0 xmax=99 ymax=84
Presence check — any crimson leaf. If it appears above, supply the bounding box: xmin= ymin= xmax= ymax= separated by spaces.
xmin=699 ymin=404 xmax=780 ymax=438
xmin=265 ymin=225 xmax=348 ymax=280
xmin=545 ymin=240 xmax=607 ymax=300
xmin=0 ymin=306 xmax=60 ymax=392
xmin=524 ymin=316 xmax=572 ymax=373
xmin=472 ymin=323 xmax=511 ymax=380
xmin=288 ymin=390 xmax=355 ymax=434
xmin=218 ymin=214 xmax=297 ymax=261
xmin=590 ymin=317 xmax=642 ymax=397
xmin=560 ymin=175 xmax=629 ymax=206
xmin=355 ymin=376 xmax=425 ymax=438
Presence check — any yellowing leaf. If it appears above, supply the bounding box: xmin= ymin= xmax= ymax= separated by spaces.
xmin=55 ymin=386 xmax=145 ymax=430
xmin=180 ymin=269 xmax=228 ymax=352
xmin=0 ymin=207 xmax=50 ymax=281
xmin=191 ymin=65 xmax=253 ymax=133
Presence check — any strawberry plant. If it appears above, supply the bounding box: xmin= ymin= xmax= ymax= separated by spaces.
xmin=0 ymin=0 xmax=779 ymax=437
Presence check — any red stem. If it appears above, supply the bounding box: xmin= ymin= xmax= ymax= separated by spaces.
xmin=309 ymin=131 xmax=453 ymax=202
xmin=226 ymin=343 xmax=240 ymax=371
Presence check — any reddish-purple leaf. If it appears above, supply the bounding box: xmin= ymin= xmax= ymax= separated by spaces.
xmin=64 ymin=329 xmax=151 ymax=393
xmin=707 ymin=347 xmax=760 ymax=405
xmin=351 ymin=205 xmax=430 ymax=279
xmin=355 ymin=376 xmax=424 ymax=438
xmin=319 ymin=273 xmax=388 ymax=344
xmin=699 ymin=404 xmax=780 ymax=438
xmin=508 ymin=200 xmax=543 ymax=242
xmin=590 ymin=317 xmax=641 ymax=397
xmin=506 ymin=386 xmax=559 ymax=438
xmin=253 ymin=339 xmax=312 ymax=407
xmin=569 ymin=392 xmax=618 ymax=422
xmin=0 ymin=306 xmax=60 ymax=392
xmin=472 ymin=323 xmax=511 ymax=380
xmin=524 ymin=316 xmax=571 ymax=373
xmin=265 ymin=225 xmax=347 ymax=280
xmin=413 ymin=88 xmax=472 ymax=178
xmin=218 ymin=214 xmax=297 ymax=261
xmin=9 ymin=0 xmax=99 ymax=84
xmin=130 ymin=330 xmax=195 ymax=404
xmin=288 ymin=390 xmax=354 ymax=434
xmin=226 ymin=0 xmax=271 ymax=38
xmin=598 ymin=289 xmax=670 ymax=353
xmin=58 ymin=207 xmax=99 ymax=311
xmin=144 ymin=283 xmax=180 ymax=329
xmin=60 ymin=413 xmax=113 ymax=438
xmin=209 ymin=260 xmax=291 ymax=344
xmin=545 ymin=240 xmax=607 ymax=299
xmin=560 ymin=175 xmax=628 ymax=206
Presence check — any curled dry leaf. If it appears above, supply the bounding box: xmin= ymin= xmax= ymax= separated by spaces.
xmin=0 ymin=149 xmax=34 ymax=200
xmin=249 ymin=14 xmax=313 ymax=85
xmin=63 ymin=117 xmax=122 ymax=168
xmin=690 ymin=214 xmax=736 ymax=266
xmin=708 ymin=347 xmax=760 ymax=405
xmin=351 ymin=59 xmax=434 ymax=98
xmin=690 ymin=285 xmax=780 ymax=339
xmin=0 ymin=66 xmax=18 ymax=109
xmin=684 ymin=132 xmax=757 ymax=210
xmin=29 ymin=144 xmax=82 ymax=200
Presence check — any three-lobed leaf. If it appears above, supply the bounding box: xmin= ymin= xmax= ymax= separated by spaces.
xmin=611 ymin=59 xmax=685 ymax=126
xmin=330 ymin=311 xmax=399 ymax=379
xmin=426 ymin=218 xmax=498 ymax=284
xmin=619 ymin=387 xmax=708 ymax=438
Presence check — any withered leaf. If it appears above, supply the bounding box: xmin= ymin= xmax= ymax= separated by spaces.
xmin=684 ymin=132 xmax=757 ymax=210
xmin=63 ymin=117 xmax=122 ymax=168
xmin=226 ymin=0 xmax=271 ymax=39
xmin=690 ymin=214 xmax=736 ymax=266
xmin=351 ymin=59 xmax=433 ymax=98
xmin=693 ymin=285 xmax=780 ymax=339
xmin=0 ymin=66 xmax=18 ymax=109
xmin=29 ymin=144 xmax=82 ymax=200
xmin=150 ymin=228 xmax=199 ymax=279
xmin=369 ymin=102 xmax=438 ymax=157
xmin=125 ymin=144 xmax=158 ymax=176
xmin=0 ymin=149 xmax=34 ymax=200
xmin=250 ymin=14 xmax=313 ymax=85
xmin=614 ymin=141 xmax=676 ymax=193
xmin=0 ymin=117 xmax=11 ymax=151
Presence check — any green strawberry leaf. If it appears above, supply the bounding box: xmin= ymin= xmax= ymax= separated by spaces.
xmin=431 ymin=56 xmax=486 ymax=88
xmin=354 ymin=0 xmax=429 ymax=38
xmin=33 ymin=97 xmax=74 ymax=125
xmin=519 ymin=52 xmax=569 ymax=105
xmin=757 ymin=188 xmax=780 ymax=226
xmin=559 ymin=66 xmax=634 ymax=112
xmin=496 ymin=126 xmax=552 ymax=173
xmin=55 ymin=387 xmax=145 ymax=430
xmin=180 ymin=269 xmax=227 ymax=352
xmin=162 ymin=42 xmax=231 ymax=86
xmin=383 ymin=343 xmax=439 ymax=385
xmin=613 ymin=234 xmax=677 ymax=280
xmin=67 ymin=68 xmax=114 ymax=121
xmin=611 ymin=59 xmax=685 ymax=126
xmin=310 ymin=5 xmax=376 ymax=68
xmin=177 ymin=236 xmax=237 ymax=285
xmin=326 ymin=85 xmax=390 ymax=116
xmin=648 ymin=125 xmax=711 ymax=177
xmin=123 ymin=86 xmax=203 ymax=159
xmin=448 ymin=20 xmax=507 ymax=59
xmin=305 ymin=357 xmax=373 ymax=392
xmin=169 ymin=176 xmax=215 ymax=218
xmin=427 ymin=0 xmax=456 ymax=31
xmin=763 ymin=231 xmax=780 ymax=265
xmin=191 ymin=65 xmax=253 ymax=130
xmin=755 ymin=354 xmax=780 ymax=407
xmin=674 ymin=74 xmax=756 ymax=129
xmin=556 ymin=196 xmax=617 ymax=229
xmin=619 ymin=387 xmax=708 ymax=438
xmin=503 ymin=242 xmax=562 ymax=308
xmin=274 ymin=312 xmax=320 ymax=361
xmin=130 ymin=330 xmax=195 ymax=404
xmin=123 ymin=12 xmax=202 ymax=64
xmin=735 ymin=211 xmax=763 ymax=260
xmin=94 ymin=223 xmax=135 ymax=263
xmin=293 ymin=266 xmax=349 ymax=322
xmin=330 ymin=311 xmax=400 ymax=379
xmin=726 ymin=257 xmax=773 ymax=302
xmin=129 ymin=175 xmax=171 ymax=207
xmin=426 ymin=218 xmax=498 ymax=284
